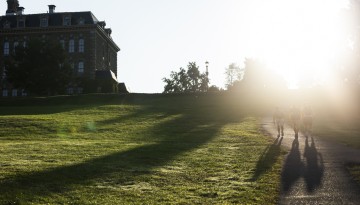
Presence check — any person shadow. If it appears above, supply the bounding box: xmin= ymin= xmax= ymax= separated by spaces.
xmin=251 ymin=136 xmax=283 ymax=181
xmin=281 ymin=137 xmax=303 ymax=193
xmin=303 ymin=137 xmax=324 ymax=193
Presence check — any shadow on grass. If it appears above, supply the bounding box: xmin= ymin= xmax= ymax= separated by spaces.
xmin=0 ymin=100 xmax=241 ymax=203
xmin=252 ymin=136 xmax=282 ymax=181
xmin=0 ymin=94 xmax=151 ymax=115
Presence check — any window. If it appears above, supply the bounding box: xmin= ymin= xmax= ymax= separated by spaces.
xmin=77 ymin=87 xmax=83 ymax=94
xmin=40 ymin=17 xmax=48 ymax=27
xmin=78 ymin=61 xmax=84 ymax=73
xmin=69 ymin=39 xmax=74 ymax=53
xmin=18 ymin=18 xmax=25 ymax=28
xmin=12 ymin=89 xmax=17 ymax=97
xmin=13 ymin=41 xmax=19 ymax=52
xmin=2 ymin=89 xmax=8 ymax=97
xmin=59 ymin=40 xmax=65 ymax=49
xmin=63 ymin=16 xmax=71 ymax=26
xmin=79 ymin=39 xmax=84 ymax=53
xmin=3 ymin=21 xmax=11 ymax=29
xmin=3 ymin=42 xmax=10 ymax=56
xmin=21 ymin=90 xmax=27 ymax=97
xmin=2 ymin=67 xmax=6 ymax=80
xmin=78 ymin=18 xmax=85 ymax=25
xmin=67 ymin=88 xmax=74 ymax=95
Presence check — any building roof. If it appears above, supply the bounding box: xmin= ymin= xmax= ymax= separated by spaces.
xmin=95 ymin=70 xmax=118 ymax=83
xmin=0 ymin=11 xmax=99 ymax=29
xmin=0 ymin=11 xmax=120 ymax=51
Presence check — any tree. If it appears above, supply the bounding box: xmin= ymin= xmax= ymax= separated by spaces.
xmin=225 ymin=63 xmax=243 ymax=90
xmin=339 ymin=0 xmax=360 ymax=86
xmin=229 ymin=58 xmax=286 ymax=93
xmin=163 ymin=62 xmax=209 ymax=93
xmin=208 ymin=85 xmax=221 ymax=92
xmin=5 ymin=38 xmax=73 ymax=95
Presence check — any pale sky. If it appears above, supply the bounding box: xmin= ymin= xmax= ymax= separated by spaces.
xmin=0 ymin=0 xmax=350 ymax=93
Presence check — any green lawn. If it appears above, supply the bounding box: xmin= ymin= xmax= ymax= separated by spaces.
xmin=0 ymin=94 xmax=283 ymax=204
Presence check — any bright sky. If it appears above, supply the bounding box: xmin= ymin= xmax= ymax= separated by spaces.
xmin=0 ymin=0 xmax=350 ymax=93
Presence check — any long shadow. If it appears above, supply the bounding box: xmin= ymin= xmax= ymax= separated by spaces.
xmin=281 ymin=138 xmax=303 ymax=193
xmin=252 ymin=136 xmax=283 ymax=180
xmin=0 ymin=101 xmax=239 ymax=202
xmin=0 ymin=93 xmax=158 ymax=115
xmin=303 ymin=137 xmax=324 ymax=193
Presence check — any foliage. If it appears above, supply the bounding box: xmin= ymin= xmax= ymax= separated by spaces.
xmin=5 ymin=38 xmax=73 ymax=96
xmin=324 ymin=1 xmax=360 ymax=88
xmin=208 ymin=85 xmax=221 ymax=92
xmin=229 ymin=58 xmax=286 ymax=94
xmin=225 ymin=63 xmax=243 ymax=89
xmin=341 ymin=0 xmax=360 ymax=85
xmin=0 ymin=94 xmax=282 ymax=204
xmin=163 ymin=62 xmax=209 ymax=93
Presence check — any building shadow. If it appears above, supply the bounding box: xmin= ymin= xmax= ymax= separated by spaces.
xmin=281 ymin=138 xmax=303 ymax=193
xmin=251 ymin=136 xmax=283 ymax=180
xmin=0 ymin=99 xmax=241 ymax=202
xmin=303 ymin=137 xmax=324 ymax=193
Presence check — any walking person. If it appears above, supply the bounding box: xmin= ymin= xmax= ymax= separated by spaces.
xmin=273 ymin=107 xmax=285 ymax=137
xmin=290 ymin=106 xmax=301 ymax=138
xmin=302 ymin=105 xmax=313 ymax=137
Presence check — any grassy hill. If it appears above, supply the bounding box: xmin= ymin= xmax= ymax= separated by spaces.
xmin=0 ymin=93 xmax=283 ymax=204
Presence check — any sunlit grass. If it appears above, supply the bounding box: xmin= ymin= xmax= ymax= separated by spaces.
xmin=0 ymin=94 xmax=283 ymax=204
xmin=346 ymin=163 xmax=360 ymax=187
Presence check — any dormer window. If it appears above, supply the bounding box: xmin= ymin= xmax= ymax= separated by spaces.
xmin=78 ymin=18 xmax=85 ymax=25
xmin=63 ymin=16 xmax=71 ymax=26
xmin=40 ymin=16 xmax=48 ymax=27
xmin=17 ymin=17 xmax=25 ymax=28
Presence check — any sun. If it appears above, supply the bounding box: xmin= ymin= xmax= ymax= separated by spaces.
xmin=245 ymin=0 xmax=349 ymax=88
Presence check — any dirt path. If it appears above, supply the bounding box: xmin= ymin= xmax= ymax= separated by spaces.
xmin=262 ymin=118 xmax=360 ymax=205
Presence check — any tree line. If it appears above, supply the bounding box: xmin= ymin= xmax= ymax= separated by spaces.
xmin=3 ymin=38 xmax=73 ymax=96
xmin=162 ymin=58 xmax=286 ymax=94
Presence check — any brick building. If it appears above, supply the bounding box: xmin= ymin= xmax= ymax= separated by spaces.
xmin=0 ymin=0 xmax=120 ymax=96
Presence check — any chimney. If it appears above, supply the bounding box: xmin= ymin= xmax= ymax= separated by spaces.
xmin=48 ymin=5 xmax=56 ymax=14
xmin=16 ymin=6 xmax=24 ymax=15
xmin=6 ymin=0 xmax=19 ymax=15
xmin=105 ymin=28 xmax=112 ymax=36
xmin=98 ymin=21 xmax=106 ymax=28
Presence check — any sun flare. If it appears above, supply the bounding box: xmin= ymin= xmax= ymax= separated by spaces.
xmin=245 ymin=0 xmax=349 ymax=88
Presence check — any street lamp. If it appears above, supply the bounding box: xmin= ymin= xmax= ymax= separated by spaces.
xmin=205 ymin=61 xmax=209 ymax=91
xmin=205 ymin=61 xmax=209 ymax=77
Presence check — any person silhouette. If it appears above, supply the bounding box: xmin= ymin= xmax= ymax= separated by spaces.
xmin=273 ymin=107 xmax=285 ymax=137
xmin=302 ymin=105 xmax=313 ymax=137
xmin=290 ymin=106 xmax=301 ymax=138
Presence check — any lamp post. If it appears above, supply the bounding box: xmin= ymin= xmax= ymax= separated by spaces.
xmin=205 ymin=61 xmax=209 ymax=77
xmin=205 ymin=61 xmax=209 ymax=91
